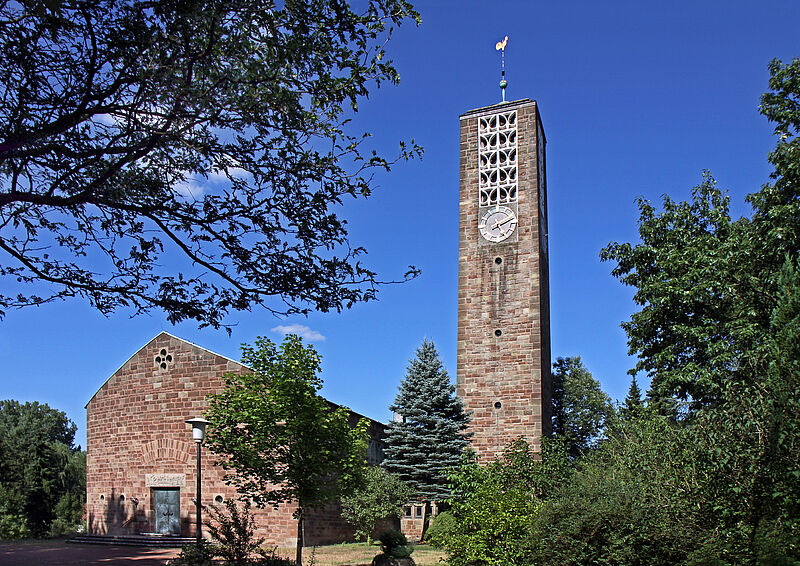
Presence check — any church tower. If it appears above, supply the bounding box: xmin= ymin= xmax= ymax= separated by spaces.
xmin=456 ymin=98 xmax=551 ymax=460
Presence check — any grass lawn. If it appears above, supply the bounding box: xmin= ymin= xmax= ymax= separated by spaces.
xmin=276 ymin=542 xmax=447 ymax=566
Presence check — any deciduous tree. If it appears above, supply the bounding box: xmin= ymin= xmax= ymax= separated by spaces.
xmin=0 ymin=400 xmax=85 ymax=537
xmin=600 ymin=59 xmax=800 ymax=412
xmin=551 ymin=356 xmax=615 ymax=458
xmin=0 ymin=0 xmax=420 ymax=329
xmin=594 ymin=57 xmax=800 ymax=561
xmin=341 ymin=466 xmax=414 ymax=544
xmin=204 ymin=335 xmax=369 ymax=566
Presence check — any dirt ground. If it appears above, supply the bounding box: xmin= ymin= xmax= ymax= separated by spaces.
xmin=277 ymin=542 xmax=447 ymax=566
xmin=0 ymin=539 xmax=180 ymax=565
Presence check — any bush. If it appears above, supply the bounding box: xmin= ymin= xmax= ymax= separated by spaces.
xmin=48 ymin=493 xmax=85 ymax=537
xmin=530 ymin=415 xmax=722 ymax=566
xmin=447 ymin=471 xmax=537 ymax=566
xmin=0 ymin=512 xmax=29 ymax=540
xmin=378 ymin=528 xmax=414 ymax=559
xmin=168 ymin=540 xmax=216 ymax=566
xmin=341 ymin=467 xmax=414 ymax=544
xmin=424 ymin=511 xmax=456 ymax=549
xmin=0 ymin=486 xmax=30 ymax=539
xmin=168 ymin=498 xmax=299 ymax=566
xmin=168 ymin=540 xmax=295 ymax=566
xmin=204 ymin=498 xmax=266 ymax=565
xmin=253 ymin=552 xmax=296 ymax=566
xmin=445 ymin=442 xmax=543 ymax=566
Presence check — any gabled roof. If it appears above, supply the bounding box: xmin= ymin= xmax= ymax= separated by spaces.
xmin=84 ymin=331 xmax=242 ymax=408
xmin=84 ymin=332 xmax=383 ymax=428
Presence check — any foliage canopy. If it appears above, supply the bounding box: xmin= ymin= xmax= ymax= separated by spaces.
xmin=592 ymin=57 xmax=800 ymax=563
xmin=341 ymin=466 xmax=414 ymax=544
xmin=445 ymin=439 xmax=570 ymax=566
xmin=0 ymin=0 xmax=420 ymax=329
xmin=204 ymin=334 xmax=369 ymax=564
xmin=551 ymin=356 xmax=615 ymax=458
xmin=0 ymin=400 xmax=85 ymax=538
xmin=601 ymin=58 xmax=800 ymax=412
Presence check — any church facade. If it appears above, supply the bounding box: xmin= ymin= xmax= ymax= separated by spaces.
xmin=85 ymin=332 xmax=384 ymax=546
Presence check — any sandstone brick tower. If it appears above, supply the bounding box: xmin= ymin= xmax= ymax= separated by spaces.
xmin=456 ymin=98 xmax=552 ymax=460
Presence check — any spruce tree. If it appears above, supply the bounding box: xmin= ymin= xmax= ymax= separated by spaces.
xmin=621 ymin=376 xmax=644 ymax=420
xmin=383 ymin=340 xmax=471 ymax=501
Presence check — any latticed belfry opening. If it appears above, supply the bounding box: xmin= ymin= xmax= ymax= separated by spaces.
xmin=154 ymin=348 xmax=174 ymax=371
xmin=478 ymin=110 xmax=518 ymax=206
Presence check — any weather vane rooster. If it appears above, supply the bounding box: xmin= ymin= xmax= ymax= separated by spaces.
xmin=496 ymin=35 xmax=509 ymax=102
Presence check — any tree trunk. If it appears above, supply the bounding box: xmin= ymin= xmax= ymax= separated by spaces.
xmin=295 ymin=508 xmax=304 ymax=566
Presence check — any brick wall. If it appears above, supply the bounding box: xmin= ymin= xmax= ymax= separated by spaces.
xmin=86 ymin=332 xmax=380 ymax=547
xmin=456 ymin=99 xmax=552 ymax=461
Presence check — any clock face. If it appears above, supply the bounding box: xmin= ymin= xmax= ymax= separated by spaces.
xmin=479 ymin=206 xmax=517 ymax=243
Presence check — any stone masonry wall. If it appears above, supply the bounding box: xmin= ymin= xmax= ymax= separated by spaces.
xmin=456 ymin=99 xmax=552 ymax=461
xmin=86 ymin=332 xmax=377 ymax=547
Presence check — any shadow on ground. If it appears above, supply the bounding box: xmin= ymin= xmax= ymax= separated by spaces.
xmin=0 ymin=540 xmax=179 ymax=565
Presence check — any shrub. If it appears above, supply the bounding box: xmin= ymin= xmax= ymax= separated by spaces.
xmin=205 ymin=498 xmax=266 ymax=565
xmin=531 ymin=415 xmax=718 ymax=565
xmin=378 ymin=528 xmax=414 ymax=559
xmin=168 ymin=539 xmax=295 ymax=566
xmin=168 ymin=540 xmax=216 ymax=566
xmin=424 ymin=511 xmax=456 ymax=549
xmin=0 ymin=513 xmax=29 ymax=540
xmin=0 ymin=486 xmax=30 ymax=539
xmin=445 ymin=442 xmax=542 ymax=566
xmin=48 ymin=493 xmax=85 ymax=537
xmin=253 ymin=552 xmax=297 ymax=566
xmin=447 ymin=471 xmax=537 ymax=566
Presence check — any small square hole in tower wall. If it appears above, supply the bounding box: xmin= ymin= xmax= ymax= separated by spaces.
xmin=154 ymin=348 xmax=175 ymax=371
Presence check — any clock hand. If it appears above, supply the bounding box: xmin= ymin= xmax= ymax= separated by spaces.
xmin=491 ymin=215 xmax=514 ymax=230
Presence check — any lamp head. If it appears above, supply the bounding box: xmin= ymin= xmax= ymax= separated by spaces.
xmin=185 ymin=417 xmax=211 ymax=443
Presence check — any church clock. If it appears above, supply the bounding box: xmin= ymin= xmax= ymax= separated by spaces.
xmin=478 ymin=206 xmax=517 ymax=242
xmin=456 ymin=98 xmax=552 ymax=461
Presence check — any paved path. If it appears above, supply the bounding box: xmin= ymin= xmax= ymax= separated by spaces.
xmin=0 ymin=540 xmax=180 ymax=565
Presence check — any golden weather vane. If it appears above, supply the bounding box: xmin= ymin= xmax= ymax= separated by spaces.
xmin=496 ymin=35 xmax=509 ymax=102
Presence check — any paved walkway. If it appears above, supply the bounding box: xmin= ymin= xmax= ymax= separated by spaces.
xmin=0 ymin=540 xmax=180 ymax=565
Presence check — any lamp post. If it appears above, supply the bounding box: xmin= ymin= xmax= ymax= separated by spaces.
xmin=185 ymin=417 xmax=210 ymax=547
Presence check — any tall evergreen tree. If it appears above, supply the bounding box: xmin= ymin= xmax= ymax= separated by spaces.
xmin=620 ymin=376 xmax=644 ymax=420
xmin=383 ymin=340 xmax=471 ymax=501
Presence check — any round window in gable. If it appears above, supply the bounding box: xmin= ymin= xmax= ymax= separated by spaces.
xmin=155 ymin=347 xmax=175 ymax=371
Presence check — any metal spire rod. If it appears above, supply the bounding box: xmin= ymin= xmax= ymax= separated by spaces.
xmin=496 ymin=35 xmax=508 ymax=102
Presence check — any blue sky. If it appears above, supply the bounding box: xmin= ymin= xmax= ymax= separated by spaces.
xmin=2 ymin=1 xmax=799 ymax=448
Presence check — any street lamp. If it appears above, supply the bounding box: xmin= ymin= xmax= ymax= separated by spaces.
xmin=185 ymin=417 xmax=210 ymax=547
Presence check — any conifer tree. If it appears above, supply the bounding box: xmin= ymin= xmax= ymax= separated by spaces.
xmin=621 ymin=376 xmax=644 ymax=420
xmin=383 ymin=340 xmax=471 ymax=501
